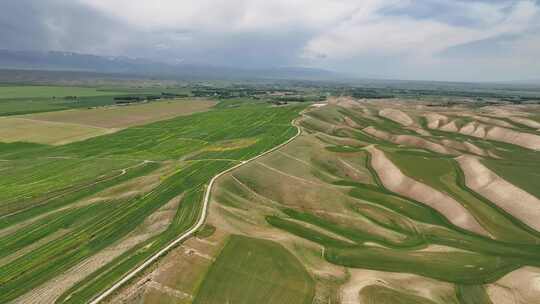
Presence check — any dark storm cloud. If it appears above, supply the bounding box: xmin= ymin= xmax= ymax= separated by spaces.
xmin=0 ymin=0 xmax=51 ymax=50
xmin=0 ymin=0 xmax=313 ymax=68
xmin=0 ymin=0 xmax=132 ymax=54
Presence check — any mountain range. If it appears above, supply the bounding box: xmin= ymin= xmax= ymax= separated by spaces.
xmin=0 ymin=49 xmax=339 ymax=81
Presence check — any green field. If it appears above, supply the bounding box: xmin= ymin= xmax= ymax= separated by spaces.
xmin=456 ymin=285 xmax=493 ymax=304
xmin=0 ymin=100 xmax=303 ymax=303
xmin=0 ymin=85 xmax=195 ymax=116
xmin=193 ymin=235 xmax=314 ymax=304
xmin=0 ymin=85 xmax=128 ymax=99
xmin=0 ymin=99 xmax=67 ymax=116
xmin=0 ymin=85 xmax=132 ymax=116
xmin=383 ymin=149 xmax=540 ymax=243
xmin=482 ymin=155 xmax=540 ymax=198
xmin=359 ymin=285 xmax=440 ymax=304
xmin=0 ymin=96 xmax=132 ymax=117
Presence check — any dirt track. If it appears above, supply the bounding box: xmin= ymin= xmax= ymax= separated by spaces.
xmin=87 ymin=107 xmax=305 ymax=304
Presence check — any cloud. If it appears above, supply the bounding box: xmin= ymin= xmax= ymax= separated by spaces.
xmin=300 ymin=0 xmax=540 ymax=80
xmin=0 ymin=0 xmax=539 ymax=81
xmin=77 ymin=0 xmax=358 ymax=32
xmin=0 ymin=0 xmax=132 ymax=54
xmin=302 ymin=1 xmax=539 ymax=59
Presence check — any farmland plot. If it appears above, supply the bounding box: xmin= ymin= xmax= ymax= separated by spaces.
xmin=0 ymin=101 xmax=303 ymax=303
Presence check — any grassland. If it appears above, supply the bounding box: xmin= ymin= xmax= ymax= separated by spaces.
xmin=359 ymin=285 xmax=439 ymax=304
xmin=196 ymin=97 xmax=540 ymax=304
xmin=383 ymin=149 xmax=540 ymax=243
xmin=0 ymin=85 xmax=134 ymax=116
xmin=0 ymin=99 xmax=69 ymax=116
xmin=0 ymin=157 xmax=149 ymax=217
xmin=193 ymin=235 xmax=315 ymax=304
xmin=482 ymin=155 xmax=540 ymax=198
xmin=0 ymin=85 xmax=127 ymax=99
xmin=0 ymin=99 xmax=303 ymax=303
xmin=0 ymin=85 xmax=193 ymax=116
xmin=0 ymin=85 xmax=130 ymax=99
xmin=455 ymin=285 xmax=493 ymax=304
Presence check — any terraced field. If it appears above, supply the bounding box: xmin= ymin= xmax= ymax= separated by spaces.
xmin=0 ymin=100 xmax=303 ymax=303
xmin=110 ymin=97 xmax=539 ymax=304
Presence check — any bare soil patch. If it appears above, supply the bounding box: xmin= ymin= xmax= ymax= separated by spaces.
xmin=366 ymin=146 xmax=488 ymax=236
xmin=363 ymin=126 xmax=455 ymax=155
xmin=440 ymin=121 xmax=459 ymax=132
xmin=485 ymin=126 xmax=540 ymax=151
xmin=426 ymin=114 xmax=540 ymax=151
xmin=507 ymin=116 xmax=540 ymax=129
xmin=468 ymin=115 xmax=515 ymax=128
xmin=487 ymin=266 xmax=540 ymax=304
xmin=341 ymin=269 xmax=457 ymax=304
xmin=440 ymin=139 xmax=487 ymax=156
xmin=1 ymin=100 xmax=215 ymax=145
xmin=424 ymin=113 xmax=448 ymax=129
xmin=379 ymin=108 xmax=414 ymax=126
xmin=107 ymin=230 xmax=227 ymax=304
xmin=26 ymin=99 xmax=216 ymax=129
xmin=457 ymin=155 xmax=540 ymax=232
xmin=0 ymin=117 xmax=111 ymax=145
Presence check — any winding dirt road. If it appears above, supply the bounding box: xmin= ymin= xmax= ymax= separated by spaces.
xmin=88 ymin=109 xmax=305 ymax=304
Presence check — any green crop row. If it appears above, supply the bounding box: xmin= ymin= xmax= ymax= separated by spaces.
xmin=0 ymin=103 xmax=304 ymax=303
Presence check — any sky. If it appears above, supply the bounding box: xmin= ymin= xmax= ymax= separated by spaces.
xmin=0 ymin=0 xmax=539 ymax=82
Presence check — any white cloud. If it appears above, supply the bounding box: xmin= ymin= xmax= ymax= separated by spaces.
xmin=302 ymin=0 xmax=540 ymax=61
xmin=5 ymin=0 xmax=538 ymax=81
xmin=77 ymin=0 xmax=360 ymax=32
xmin=78 ymin=0 xmax=539 ymax=61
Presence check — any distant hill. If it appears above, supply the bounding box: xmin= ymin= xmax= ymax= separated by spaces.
xmin=0 ymin=49 xmax=339 ymax=81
